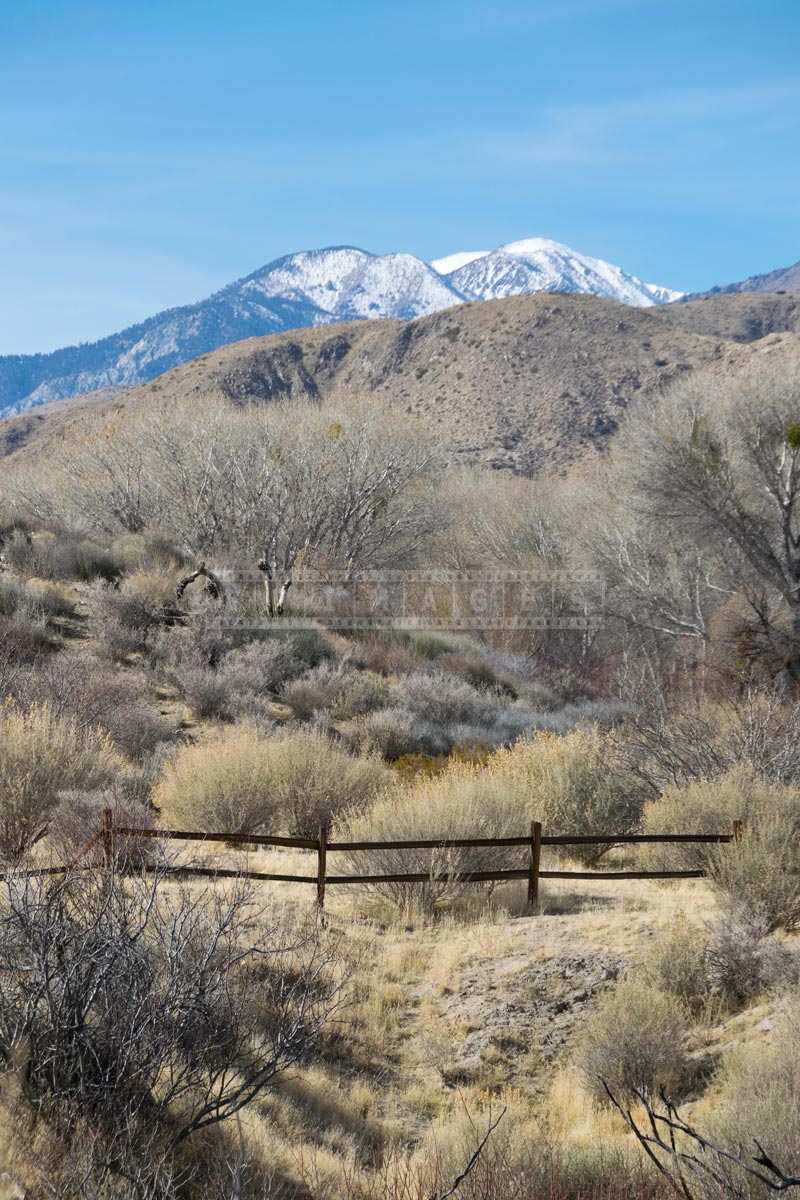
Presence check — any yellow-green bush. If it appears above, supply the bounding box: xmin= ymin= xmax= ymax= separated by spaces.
xmin=642 ymin=766 xmax=800 ymax=876
xmin=485 ymin=728 xmax=640 ymax=862
xmin=645 ymin=915 xmax=710 ymax=1015
xmin=343 ymin=764 xmax=528 ymax=911
xmin=643 ymin=766 xmax=800 ymax=930
xmin=0 ymin=701 xmax=122 ymax=859
xmin=708 ymin=813 xmax=800 ymax=931
xmin=154 ymin=726 xmax=389 ymax=837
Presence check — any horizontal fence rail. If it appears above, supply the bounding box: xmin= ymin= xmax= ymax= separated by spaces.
xmin=1 ymin=812 xmax=744 ymax=909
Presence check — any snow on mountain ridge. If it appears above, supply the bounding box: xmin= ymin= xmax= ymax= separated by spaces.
xmin=431 ymin=250 xmax=491 ymax=275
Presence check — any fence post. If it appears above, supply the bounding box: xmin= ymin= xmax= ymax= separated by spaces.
xmin=527 ymin=820 xmax=542 ymax=909
xmin=732 ymin=819 xmax=744 ymax=842
xmin=317 ymin=826 xmax=328 ymax=909
xmin=101 ymin=808 xmax=113 ymax=868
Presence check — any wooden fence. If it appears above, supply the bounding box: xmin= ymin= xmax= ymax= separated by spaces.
xmin=84 ymin=811 xmax=743 ymax=910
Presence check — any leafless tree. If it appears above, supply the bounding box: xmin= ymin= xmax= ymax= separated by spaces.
xmin=612 ymin=359 xmax=800 ymax=686
xmin=13 ymin=394 xmax=440 ymax=618
xmin=0 ymin=862 xmax=344 ymax=1197
xmin=616 ymin=681 xmax=800 ymax=797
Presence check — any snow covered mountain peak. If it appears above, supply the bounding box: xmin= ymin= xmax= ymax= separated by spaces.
xmin=434 ymin=236 xmax=683 ymax=307
xmin=237 ymin=246 xmax=461 ymax=321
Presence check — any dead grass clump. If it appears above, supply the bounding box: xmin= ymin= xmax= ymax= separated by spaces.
xmin=705 ymin=995 xmax=800 ymax=1194
xmin=0 ymin=573 xmax=52 ymax=625
xmin=6 ymin=530 xmax=123 ymax=583
xmin=0 ymin=701 xmax=122 ymax=859
xmin=577 ymin=978 xmax=691 ymax=1103
xmin=22 ymin=576 xmax=76 ymax=618
xmin=110 ymin=531 xmax=192 ymax=575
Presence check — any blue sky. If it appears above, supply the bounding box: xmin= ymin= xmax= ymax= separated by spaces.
xmin=1 ymin=0 xmax=798 ymax=353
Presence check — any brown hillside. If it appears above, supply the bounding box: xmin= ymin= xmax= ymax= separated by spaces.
xmin=2 ymin=291 xmax=799 ymax=474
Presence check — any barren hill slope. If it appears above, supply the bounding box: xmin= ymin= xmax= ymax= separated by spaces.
xmin=2 ymin=291 xmax=799 ymax=474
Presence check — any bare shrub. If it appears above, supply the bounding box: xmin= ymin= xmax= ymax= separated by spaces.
xmin=344 ymin=706 xmax=451 ymax=760
xmin=88 ymin=578 xmax=158 ymax=661
xmin=50 ymin=785 xmax=157 ymax=869
xmin=0 ymin=866 xmax=342 ymax=1197
xmin=438 ymin=650 xmax=517 ymax=696
xmin=0 ymin=574 xmax=31 ymax=618
xmin=178 ymin=664 xmax=233 ymax=720
xmin=13 ymin=652 xmax=172 ymax=759
xmin=703 ymin=910 xmax=771 ymax=1007
xmin=282 ymin=660 xmax=351 ymax=721
xmin=0 ymin=612 xmax=49 ymax=666
xmin=578 ymin=978 xmax=691 ymax=1103
xmin=220 ymin=638 xmax=302 ymax=698
xmin=168 ymin=637 xmax=308 ymax=722
xmin=358 ymin=629 xmax=458 ymax=664
xmin=282 ymin=626 xmax=337 ymax=668
xmin=397 ymin=669 xmax=502 ymax=728
xmin=0 ymin=701 xmax=122 ymax=859
xmin=330 ymin=671 xmax=392 ymax=720
xmin=155 ymin=726 xmax=388 ymax=837
xmin=347 ymin=635 xmax=420 ymax=676
xmin=619 ymin=690 xmax=800 ymax=798
xmin=342 ymin=767 xmax=527 ymax=912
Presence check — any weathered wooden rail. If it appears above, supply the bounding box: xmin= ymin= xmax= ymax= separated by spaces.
xmin=95 ymin=811 xmax=742 ymax=909
xmin=4 ymin=812 xmax=742 ymax=910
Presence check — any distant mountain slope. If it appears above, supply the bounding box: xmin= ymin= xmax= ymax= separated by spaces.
xmin=4 ymin=291 xmax=798 ymax=476
xmin=682 ymin=259 xmax=800 ymax=301
xmin=0 ymin=238 xmax=680 ymax=420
